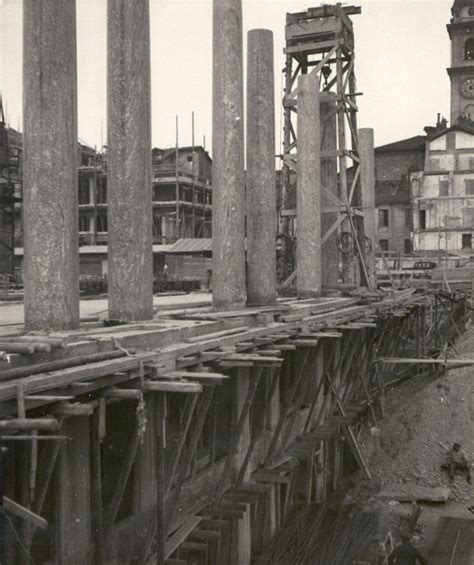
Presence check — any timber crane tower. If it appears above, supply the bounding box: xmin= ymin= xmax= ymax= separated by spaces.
xmin=280 ymin=4 xmax=371 ymax=287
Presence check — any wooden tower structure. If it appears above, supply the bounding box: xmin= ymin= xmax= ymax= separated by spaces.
xmin=280 ymin=4 xmax=371 ymax=287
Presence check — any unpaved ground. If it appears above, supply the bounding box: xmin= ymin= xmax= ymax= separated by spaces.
xmin=345 ymin=323 xmax=474 ymax=557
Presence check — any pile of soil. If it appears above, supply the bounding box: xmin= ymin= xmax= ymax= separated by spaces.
xmin=360 ymin=329 xmax=474 ymax=503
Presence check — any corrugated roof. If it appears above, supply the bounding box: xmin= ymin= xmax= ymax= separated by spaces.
xmin=168 ymin=238 xmax=212 ymax=253
xmin=15 ymin=245 xmax=174 ymax=256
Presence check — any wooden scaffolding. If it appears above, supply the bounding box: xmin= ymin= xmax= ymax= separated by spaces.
xmin=280 ymin=4 xmax=371 ymax=287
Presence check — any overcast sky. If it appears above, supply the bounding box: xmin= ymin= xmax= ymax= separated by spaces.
xmin=0 ymin=0 xmax=453 ymax=153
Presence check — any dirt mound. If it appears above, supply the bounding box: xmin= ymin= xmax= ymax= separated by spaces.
xmin=360 ymin=330 xmax=474 ymax=503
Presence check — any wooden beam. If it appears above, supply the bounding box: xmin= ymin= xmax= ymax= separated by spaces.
xmin=215 ymin=368 xmax=263 ymax=502
xmin=158 ymin=371 xmax=229 ymax=381
xmin=145 ymin=381 xmax=203 ymax=394
xmin=0 ymin=419 xmax=61 ymax=431
xmin=49 ymin=402 xmax=94 ymax=417
xmin=164 ymin=516 xmax=203 ymax=559
xmin=103 ymin=387 xmax=142 ymax=400
xmin=3 ymin=496 xmax=48 ymax=530
xmin=263 ymin=349 xmax=311 ymax=466
xmin=165 ymin=393 xmax=199 ymax=497
xmin=105 ymin=422 xmax=141 ymax=527
xmin=378 ymin=357 xmax=474 ymax=365
xmin=237 ymin=367 xmax=280 ymax=484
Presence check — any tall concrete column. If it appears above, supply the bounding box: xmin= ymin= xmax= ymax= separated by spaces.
xmin=246 ymin=29 xmax=276 ymax=305
xmin=212 ymin=0 xmax=246 ymax=308
xmin=23 ymin=0 xmax=79 ymax=331
xmin=321 ymin=93 xmax=339 ymax=287
xmin=359 ymin=128 xmax=376 ymax=290
xmin=107 ymin=0 xmax=153 ymax=321
xmin=296 ymin=73 xmax=322 ymax=297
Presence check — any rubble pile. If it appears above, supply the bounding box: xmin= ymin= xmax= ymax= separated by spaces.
xmin=361 ymin=332 xmax=474 ymax=503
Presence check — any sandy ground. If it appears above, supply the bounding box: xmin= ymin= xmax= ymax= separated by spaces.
xmin=0 ymin=292 xmax=212 ymax=335
xmin=344 ymin=323 xmax=474 ymax=559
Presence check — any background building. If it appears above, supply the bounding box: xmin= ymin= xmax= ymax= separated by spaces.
xmin=410 ymin=1 xmax=474 ymax=256
xmin=412 ymin=124 xmax=474 ymax=254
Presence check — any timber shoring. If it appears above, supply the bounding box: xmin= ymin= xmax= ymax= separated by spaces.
xmin=0 ymin=290 xmax=469 ymax=564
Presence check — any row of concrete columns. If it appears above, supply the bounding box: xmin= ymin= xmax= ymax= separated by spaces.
xmin=23 ymin=0 xmax=153 ymax=330
xmin=22 ymin=0 xmax=376 ymax=330
xmin=212 ymin=0 xmax=377 ymax=309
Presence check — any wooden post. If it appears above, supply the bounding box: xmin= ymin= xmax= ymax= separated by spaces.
xmin=297 ymin=72 xmax=322 ymax=297
xmin=91 ymin=411 xmax=105 ymax=565
xmin=0 ymin=446 xmax=7 ymax=565
xmin=156 ymin=394 xmax=166 ymax=565
xmin=57 ymin=417 xmax=92 ymax=564
xmin=134 ymin=395 xmax=157 ymax=513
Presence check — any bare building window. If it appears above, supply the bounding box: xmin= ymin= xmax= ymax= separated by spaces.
xmin=465 ymin=179 xmax=474 ymax=195
xmin=404 ymin=239 xmax=412 ymax=254
xmin=470 ymin=7 xmax=474 ymax=16
xmin=379 ymin=239 xmax=389 ymax=251
xmin=97 ymin=177 xmax=107 ymax=204
xmin=462 ymin=233 xmax=472 ymax=249
xmin=378 ymin=209 xmax=389 ymax=228
xmin=79 ymin=214 xmax=90 ymax=232
xmin=404 ymin=208 xmax=412 ymax=228
xmin=97 ymin=214 xmax=108 ymax=233
xmin=78 ymin=177 xmax=90 ymax=204
xmin=419 ymin=209 xmax=427 ymax=230
xmin=465 ymin=38 xmax=474 ymax=60
xmin=439 ymin=180 xmax=449 ymax=196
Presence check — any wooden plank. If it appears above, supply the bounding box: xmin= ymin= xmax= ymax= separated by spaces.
xmin=165 ymin=516 xmax=202 ymax=559
xmin=0 ymin=352 xmax=158 ymax=401
xmin=158 ymin=371 xmax=229 ymax=381
xmin=145 ymin=381 xmax=203 ymax=394
xmin=3 ymin=496 xmax=48 ymax=530
xmin=0 ymin=418 xmax=61 ymax=431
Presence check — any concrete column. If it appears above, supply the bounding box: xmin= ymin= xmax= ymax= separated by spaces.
xmin=359 ymin=128 xmax=377 ymax=289
xmin=321 ymin=93 xmax=339 ymax=287
xmin=107 ymin=0 xmax=153 ymax=321
xmin=57 ymin=418 xmax=91 ymax=564
xmin=212 ymin=0 xmax=246 ymax=308
xmin=297 ymin=73 xmax=322 ymax=297
xmin=246 ymin=29 xmax=276 ymax=305
xmin=23 ymin=0 xmax=79 ymax=331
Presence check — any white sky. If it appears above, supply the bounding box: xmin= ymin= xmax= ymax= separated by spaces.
xmin=0 ymin=0 xmax=453 ymax=153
